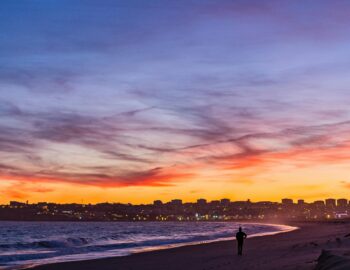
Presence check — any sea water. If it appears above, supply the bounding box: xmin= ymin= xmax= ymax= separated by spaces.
xmin=0 ymin=221 xmax=296 ymax=269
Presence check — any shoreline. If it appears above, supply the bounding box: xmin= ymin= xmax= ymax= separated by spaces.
xmin=23 ymin=222 xmax=301 ymax=270
xmin=19 ymin=221 xmax=350 ymax=270
xmin=0 ymin=221 xmax=296 ymax=270
xmin=110 ymin=222 xmax=298 ymax=258
xmin=2 ymin=221 xmax=296 ymax=270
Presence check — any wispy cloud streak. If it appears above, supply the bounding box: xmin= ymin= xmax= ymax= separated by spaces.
xmin=2 ymin=0 xmax=350 ymax=200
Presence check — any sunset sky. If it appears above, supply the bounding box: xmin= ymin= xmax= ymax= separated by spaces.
xmin=2 ymin=1 xmax=350 ymax=204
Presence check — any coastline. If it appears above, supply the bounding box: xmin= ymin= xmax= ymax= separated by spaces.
xmin=2 ymin=221 xmax=295 ymax=270
xmin=24 ymin=221 xmax=308 ymax=270
xmin=24 ymin=221 xmax=350 ymax=270
xmin=102 ymin=222 xmax=298 ymax=258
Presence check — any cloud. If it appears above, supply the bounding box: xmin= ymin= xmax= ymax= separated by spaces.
xmin=1 ymin=86 xmax=350 ymax=192
xmin=2 ymin=97 xmax=350 ymax=190
xmin=0 ymin=165 xmax=194 ymax=188
xmin=2 ymin=0 xmax=350 ymax=200
xmin=0 ymin=68 xmax=76 ymax=94
xmin=0 ymin=180 xmax=55 ymax=200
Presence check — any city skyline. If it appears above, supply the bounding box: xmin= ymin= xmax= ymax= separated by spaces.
xmin=4 ymin=196 xmax=350 ymax=206
xmin=3 ymin=1 xmax=350 ymax=204
xmin=3 ymin=196 xmax=350 ymax=222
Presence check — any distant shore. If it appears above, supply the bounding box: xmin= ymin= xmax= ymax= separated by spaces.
xmin=27 ymin=221 xmax=350 ymax=270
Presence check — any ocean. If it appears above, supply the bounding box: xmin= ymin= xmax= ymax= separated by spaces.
xmin=0 ymin=221 xmax=296 ymax=269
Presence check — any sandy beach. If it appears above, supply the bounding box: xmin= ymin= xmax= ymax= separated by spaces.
xmin=27 ymin=221 xmax=350 ymax=270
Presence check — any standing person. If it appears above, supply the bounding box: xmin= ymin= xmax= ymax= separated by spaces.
xmin=236 ymin=227 xmax=247 ymax=255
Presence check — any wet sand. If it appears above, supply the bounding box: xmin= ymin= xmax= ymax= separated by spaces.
xmin=29 ymin=221 xmax=350 ymax=270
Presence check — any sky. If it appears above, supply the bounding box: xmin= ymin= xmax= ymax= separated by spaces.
xmin=2 ymin=0 xmax=350 ymax=204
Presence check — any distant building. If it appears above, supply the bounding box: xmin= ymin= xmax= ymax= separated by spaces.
xmin=313 ymin=200 xmax=325 ymax=207
xmin=220 ymin=198 xmax=230 ymax=205
xmin=9 ymin=201 xmax=26 ymax=207
xmin=297 ymin=199 xmax=305 ymax=205
xmin=210 ymin=200 xmax=220 ymax=206
xmin=282 ymin=198 xmax=293 ymax=205
xmin=256 ymin=201 xmax=276 ymax=206
xmin=153 ymin=200 xmax=163 ymax=206
xmin=37 ymin=202 xmax=48 ymax=206
xmin=325 ymin=198 xmax=336 ymax=208
xmin=335 ymin=212 xmax=348 ymax=219
xmin=231 ymin=201 xmax=248 ymax=207
xmin=171 ymin=199 xmax=182 ymax=206
xmin=337 ymin=199 xmax=348 ymax=208
xmin=197 ymin=199 xmax=207 ymax=205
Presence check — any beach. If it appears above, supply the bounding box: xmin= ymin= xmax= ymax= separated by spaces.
xmin=28 ymin=221 xmax=350 ymax=270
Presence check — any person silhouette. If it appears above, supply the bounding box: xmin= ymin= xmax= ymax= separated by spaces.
xmin=236 ymin=227 xmax=247 ymax=255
